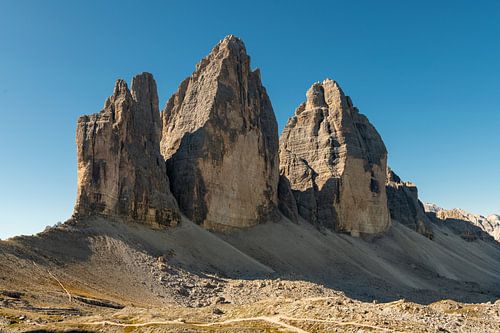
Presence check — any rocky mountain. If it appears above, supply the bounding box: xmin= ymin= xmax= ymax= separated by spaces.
xmin=424 ymin=204 xmax=500 ymax=242
xmin=1 ymin=35 xmax=499 ymax=333
xmin=74 ymin=73 xmax=180 ymax=227
xmin=160 ymin=35 xmax=279 ymax=231
xmin=386 ymin=168 xmax=433 ymax=238
xmin=279 ymin=79 xmax=391 ymax=236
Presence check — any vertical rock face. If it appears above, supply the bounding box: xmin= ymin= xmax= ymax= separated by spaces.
xmin=279 ymin=80 xmax=391 ymax=236
xmin=160 ymin=35 xmax=279 ymax=230
xmin=277 ymin=175 xmax=299 ymax=223
xmin=75 ymin=73 xmax=180 ymax=227
xmin=385 ymin=168 xmax=433 ymax=238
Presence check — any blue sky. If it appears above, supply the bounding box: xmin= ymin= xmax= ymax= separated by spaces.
xmin=0 ymin=0 xmax=499 ymax=239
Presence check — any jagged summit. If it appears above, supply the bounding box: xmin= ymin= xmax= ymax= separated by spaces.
xmin=218 ymin=34 xmax=246 ymax=48
xmin=302 ymin=79 xmax=345 ymax=110
xmin=193 ymin=34 xmax=247 ymax=73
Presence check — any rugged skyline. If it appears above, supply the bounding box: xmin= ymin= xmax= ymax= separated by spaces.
xmin=69 ymin=35 xmax=499 ymax=242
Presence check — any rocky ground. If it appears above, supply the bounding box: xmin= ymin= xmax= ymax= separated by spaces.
xmin=1 ymin=278 xmax=499 ymax=332
xmin=1 ymin=217 xmax=499 ymax=332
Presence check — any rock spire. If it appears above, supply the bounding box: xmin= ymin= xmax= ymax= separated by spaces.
xmin=279 ymin=79 xmax=391 ymax=236
xmin=160 ymin=35 xmax=279 ymax=230
xmin=75 ymin=73 xmax=180 ymax=226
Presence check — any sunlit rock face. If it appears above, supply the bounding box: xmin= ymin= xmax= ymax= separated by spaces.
xmin=75 ymin=73 xmax=180 ymax=227
xmin=279 ymin=79 xmax=391 ymax=236
xmin=160 ymin=35 xmax=279 ymax=230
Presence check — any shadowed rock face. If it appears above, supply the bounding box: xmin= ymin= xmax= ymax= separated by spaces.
xmin=160 ymin=35 xmax=279 ymax=230
xmin=277 ymin=175 xmax=299 ymax=223
xmin=279 ymin=80 xmax=391 ymax=236
xmin=386 ymin=168 xmax=433 ymax=239
xmin=75 ymin=73 xmax=180 ymax=227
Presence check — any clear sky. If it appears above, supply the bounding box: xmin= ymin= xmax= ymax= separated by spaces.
xmin=0 ymin=0 xmax=499 ymax=239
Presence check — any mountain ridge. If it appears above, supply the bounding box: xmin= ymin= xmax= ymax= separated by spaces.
xmin=424 ymin=203 xmax=500 ymax=242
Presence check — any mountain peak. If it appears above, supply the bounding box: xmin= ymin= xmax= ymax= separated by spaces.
xmin=160 ymin=35 xmax=279 ymax=230
xmin=112 ymin=79 xmax=129 ymax=97
xmin=280 ymin=78 xmax=390 ymax=235
xmin=210 ymin=34 xmax=247 ymax=57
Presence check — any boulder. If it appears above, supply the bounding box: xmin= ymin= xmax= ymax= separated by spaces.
xmin=160 ymin=35 xmax=279 ymax=230
xmin=74 ymin=73 xmax=180 ymax=226
xmin=279 ymin=80 xmax=391 ymax=236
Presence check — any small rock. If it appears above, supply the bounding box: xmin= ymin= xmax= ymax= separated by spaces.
xmin=178 ymin=288 xmax=189 ymax=296
xmin=213 ymin=308 xmax=224 ymax=315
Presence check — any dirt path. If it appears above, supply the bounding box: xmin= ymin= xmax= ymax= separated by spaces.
xmin=282 ymin=316 xmax=397 ymax=332
xmin=85 ymin=315 xmax=397 ymax=332
xmin=86 ymin=317 xmax=308 ymax=333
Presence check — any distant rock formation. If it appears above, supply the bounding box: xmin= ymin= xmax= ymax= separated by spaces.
xmin=279 ymin=80 xmax=391 ymax=236
xmin=487 ymin=215 xmax=500 ymax=241
xmin=160 ymin=35 xmax=279 ymax=230
xmin=75 ymin=73 xmax=180 ymax=227
xmin=424 ymin=204 xmax=499 ymax=242
xmin=385 ymin=169 xmax=433 ymax=238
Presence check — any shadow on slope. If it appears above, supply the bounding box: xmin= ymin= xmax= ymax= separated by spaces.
xmin=220 ymin=218 xmax=500 ymax=304
xmin=0 ymin=215 xmax=499 ymax=306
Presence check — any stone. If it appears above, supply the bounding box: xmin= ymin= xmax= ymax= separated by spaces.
xmin=385 ymin=168 xmax=433 ymax=239
xmin=74 ymin=72 xmax=180 ymax=227
xmin=212 ymin=307 xmax=224 ymax=315
xmin=279 ymin=79 xmax=391 ymax=235
xmin=160 ymin=35 xmax=279 ymax=230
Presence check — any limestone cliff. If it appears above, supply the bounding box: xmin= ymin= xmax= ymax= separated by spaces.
xmin=386 ymin=168 xmax=433 ymax=238
xmin=160 ymin=35 xmax=279 ymax=230
xmin=75 ymin=73 xmax=180 ymax=226
xmin=279 ymin=80 xmax=391 ymax=236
